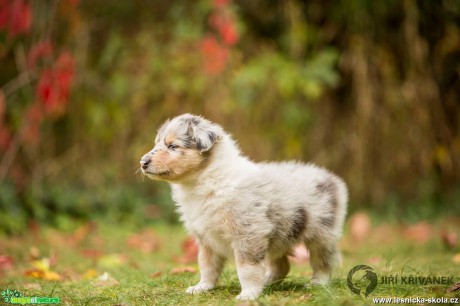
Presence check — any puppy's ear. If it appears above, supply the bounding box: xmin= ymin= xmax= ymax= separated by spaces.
xmin=186 ymin=116 xmax=219 ymax=152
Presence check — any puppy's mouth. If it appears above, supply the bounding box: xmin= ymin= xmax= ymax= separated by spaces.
xmin=143 ymin=169 xmax=171 ymax=177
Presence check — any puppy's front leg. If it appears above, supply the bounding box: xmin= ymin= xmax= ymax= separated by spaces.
xmin=186 ymin=243 xmax=225 ymax=294
xmin=234 ymin=249 xmax=266 ymax=300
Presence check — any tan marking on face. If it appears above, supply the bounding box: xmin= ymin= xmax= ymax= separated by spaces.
xmin=150 ymin=147 xmax=205 ymax=181
xmin=165 ymin=133 xmax=176 ymax=146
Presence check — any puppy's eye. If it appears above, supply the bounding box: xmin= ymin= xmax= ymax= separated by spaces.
xmin=168 ymin=144 xmax=179 ymax=150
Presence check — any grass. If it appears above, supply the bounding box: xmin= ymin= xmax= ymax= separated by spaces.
xmin=0 ymin=219 xmax=459 ymax=306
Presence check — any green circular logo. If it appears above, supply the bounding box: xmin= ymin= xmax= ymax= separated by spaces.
xmin=347 ymin=265 xmax=378 ymax=297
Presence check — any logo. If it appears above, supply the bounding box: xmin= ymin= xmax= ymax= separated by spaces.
xmin=2 ymin=289 xmax=22 ymax=303
xmin=1 ymin=289 xmax=60 ymax=304
xmin=347 ymin=265 xmax=378 ymax=297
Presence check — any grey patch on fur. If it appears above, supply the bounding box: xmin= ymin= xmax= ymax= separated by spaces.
xmin=289 ymin=207 xmax=307 ymax=240
xmin=306 ymin=240 xmax=338 ymax=271
xmin=177 ymin=134 xmax=195 ymax=149
xmin=316 ymin=178 xmax=338 ymax=208
xmin=191 ymin=117 xmax=201 ymax=125
xmin=265 ymin=207 xmax=279 ymax=228
xmin=315 ymin=178 xmax=339 ymax=227
xmin=320 ymin=216 xmax=334 ymax=228
xmin=196 ymin=131 xmax=217 ymax=151
xmin=318 ymin=246 xmax=337 ymax=270
xmin=240 ymin=249 xmax=266 ymax=265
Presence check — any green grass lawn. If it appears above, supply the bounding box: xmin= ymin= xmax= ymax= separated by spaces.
xmin=0 ymin=219 xmax=459 ymax=306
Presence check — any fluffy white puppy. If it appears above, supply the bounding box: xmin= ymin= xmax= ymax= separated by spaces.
xmin=140 ymin=114 xmax=348 ymax=300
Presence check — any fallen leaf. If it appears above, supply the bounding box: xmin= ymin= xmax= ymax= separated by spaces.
xmin=298 ymin=293 xmax=312 ymax=301
xmin=29 ymin=247 xmax=40 ymax=260
xmin=170 ymin=266 xmax=197 ymax=274
xmin=289 ymin=244 xmax=309 ymax=264
xmin=24 ymin=269 xmax=45 ymax=279
xmin=43 ymin=271 xmax=61 ymax=281
xmin=0 ymin=255 xmax=14 ymax=270
xmin=23 ymin=257 xmax=61 ymax=281
xmin=80 ymin=249 xmax=104 ymax=259
xmin=404 ymin=222 xmax=433 ymax=244
xmin=32 ymin=258 xmax=50 ymax=271
xmin=98 ymin=254 xmax=126 ymax=269
xmin=349 ymin=212 xmax=371 ymax=243
xmin=150 ymin=271 xmax=162 ymax=278
xmin=174 ymin=236 xmax=199 ymax=264
xmin=92 ymin=271 xmax=119 ymax=287
xmin=23 ymin=269 xmax=61 ymax=281
xmin=447 ymin=281 xmax=460 ymax=293
xmin=367 ymin=256 xmax=381 ymax=265
xmin=441 ymin=231 xmax=457 ymax=250
xmin=127 ymin=230 xmax=160 ymax=253
xmin=83 ymin=269 xmax=98 ymax=280
xmin=98 ymin=271 xmax=111 ymax=281
xmin=453 ymin=253 xmax=460 ymax=264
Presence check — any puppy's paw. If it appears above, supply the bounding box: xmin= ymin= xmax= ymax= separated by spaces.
xmin=185 ymin=282 xmax=214 ymax=294
xmin=235 ymin=290 xmax=261 ymax=301
xmin=310 ymin=273 xmax=330 ymax=286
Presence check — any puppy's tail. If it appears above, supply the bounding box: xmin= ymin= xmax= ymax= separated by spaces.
xmin=332 ymin=175 xmax=348 ymax=235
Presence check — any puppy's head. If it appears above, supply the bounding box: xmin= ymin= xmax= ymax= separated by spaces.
xmin=140 ymin=114 xmax=222 ymax=181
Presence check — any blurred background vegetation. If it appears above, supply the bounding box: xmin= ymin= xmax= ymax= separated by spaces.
xmin=0 ymin=0 xmax=459 ymax=234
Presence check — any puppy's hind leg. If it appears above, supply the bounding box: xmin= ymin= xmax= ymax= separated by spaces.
xmin=264 ymin=255 xmax=290 ymax=285
xmin=306 ymin=239 xmax=339 ymax=286
xmin=186 ymin=243 xmax=225 ymax=294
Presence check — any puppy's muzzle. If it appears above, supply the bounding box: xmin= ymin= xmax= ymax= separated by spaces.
xmin=141 ymin=158 xmax=150 ymax=170
xmin=140 ymin=152 xmax=154 ymax=170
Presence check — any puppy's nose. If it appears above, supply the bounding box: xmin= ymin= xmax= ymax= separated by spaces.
xmin=140 ymin=157 xmax=151 ymax=170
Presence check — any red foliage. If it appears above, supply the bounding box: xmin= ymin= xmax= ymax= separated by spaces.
xmin=200 ymin=35 xmax=229 ymax=75
xmin=0 ymin=126 xmax=11 ymax=151
xmin=0 ymin=255 xmax=14 ymax=271
xmin=0 ymin=0 xmax=32 ymax=37
xmin=349 ymin=211 xmax=372 ymax=243
xmin=36 ymin=52 xmax=75 ymax=116
xmin=126 ymin=230 xmax=160 ymax=253
xmin=0 ymin=0 xmax=8 ymax=30
xmin=213 ymin=0 xmax=230 ymax=8
xmin=209 ymin=12 xmax=238 ymax=47
xmin=27 ymin=41 xmax=53 ymax=68
xmin=200 ymin=0 xmax=238 ymax=75
xmin=403 ymin=221 xmax=433 ymax=244
xmin=55 ymin=52 xmax=75 ymax=101
xmin=67 ymin=0 xmax=80 ymax=6
xmin=219 ymin=20 xmax=238 ymax=46
xmin=0 ymin=93 xmax=10 ymax=151
xmin=174 ymin=236 xmax=199 ymax=264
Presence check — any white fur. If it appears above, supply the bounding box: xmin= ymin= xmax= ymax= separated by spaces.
xmin=141 ymin=114 xmax=348 ymax=300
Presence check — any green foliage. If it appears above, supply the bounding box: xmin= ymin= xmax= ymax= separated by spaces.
xmin=0 ymin=181 xmax=177 ymax=235
xmin=0 ymin=0 xmax=459 ymax=231
xmin=233 ymin=48 xmax=339 ymax=107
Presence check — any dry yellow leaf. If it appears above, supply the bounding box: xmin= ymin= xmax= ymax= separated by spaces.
xmin=453 ymin=253 xmax=460 ymax=264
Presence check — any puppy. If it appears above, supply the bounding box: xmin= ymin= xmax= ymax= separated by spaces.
xmin=140 ymin=114 xmax=348 ymax=300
